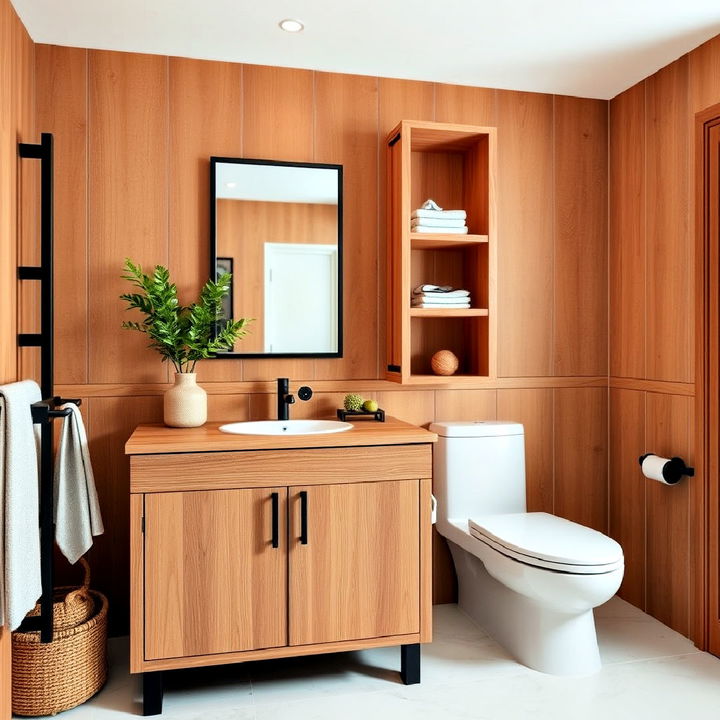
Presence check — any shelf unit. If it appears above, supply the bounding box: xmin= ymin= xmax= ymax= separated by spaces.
xmin=386 ymin=120 xmax=497 ymax=384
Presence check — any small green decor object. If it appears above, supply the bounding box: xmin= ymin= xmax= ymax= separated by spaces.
xmin=363 ymin=399 xmax=379 ymax=413
xmin=120 ymin=258 xmax=251 ymax=373
xmin=343 ymin=393 xmax=364 ymax=412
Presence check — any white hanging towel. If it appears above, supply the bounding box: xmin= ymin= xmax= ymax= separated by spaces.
xmin=54 ymin=403 xmax=104 ymax=565
xmin=0 ymin=380 xmax=42 ymax=630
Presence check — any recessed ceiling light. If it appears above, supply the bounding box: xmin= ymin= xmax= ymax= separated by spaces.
xmin=225 ymin=181 xmax=237 ymax=188
xmin=279 ymin=18 xmax=304 ymax=33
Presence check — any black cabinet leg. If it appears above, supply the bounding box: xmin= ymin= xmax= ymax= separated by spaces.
xmin=142 ymin=671 xmax=164 ymax=716
xmin=400 ymin=643 xmax=420 ymax=685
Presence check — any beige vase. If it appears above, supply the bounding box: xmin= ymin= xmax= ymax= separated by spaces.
xmin=164 ymin=373 xmax=207 ymax=428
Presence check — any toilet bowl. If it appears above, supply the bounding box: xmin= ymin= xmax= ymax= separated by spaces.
xmin=430 ymin=421 xmax=624 ymax=676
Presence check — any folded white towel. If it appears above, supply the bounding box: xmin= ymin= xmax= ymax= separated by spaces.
xmin=54 ymin=404 xmax=104 ymax=565
xmin=412 ymin=225 xmax=469 ymax=234
xmin=412 ymin=285 xmax=470 ymax=297
xmin=410 ymin=217 xmax=466 ymax=228
xmin=420 ymin=199 xmax=443 ymax=211
xmin=412 ymin=302 xmax=471 ymax=309
xmin=0 ymin=380 xmax=42 ymax=630
xmin=411 ymin=209 xmax=467 ymax=220
xmin=412 ymin=295 xmax=473 ymax=304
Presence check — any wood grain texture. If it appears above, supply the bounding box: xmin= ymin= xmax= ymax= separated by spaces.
xmin=134 ymin=632 xmax=421 ymax=673
xmin=88 ymin=51 xmax=169 ymax=383
xmin=645 ymin=58 xmax=692 ymax=383
xmin=36 ymin=45 xmax=88 ymax=384
xmin=314 ymin=72 xmax=379 ymax=380
xmin=553 ymin=96 xmax=608 ymax=376
xmin=608 ymin=389 xmax=646 ymax=608
xmin=289 ymin=481 xmax=420 ymax=645
xmin=144 ymin=488 xmax=287 ymax=659
xmin=434 ymin=84 xmax=496 ymax=126
xmin=496 ymin=91 xmax=553 ymax=377
xmin=689 ymin=35 xmax=720 ymax=114
xmin=645 ymin=392 xmax=691 ymax=635
xmin=434 ymin=389 xmax=496 ymax=421
xmin=129 ymin=493 xmax=144 ymax=672
xmin=497 ymin=389 xmax=554 ymax=514
xmin=241 ymin=65 xmax=315 ymax=382
xmin=610 ymin=83 xmax=646 ymax=380
xmin=419 ymin=477 xmax=433 ymax=642
xmin=130 ymin=444 xmax=432 ymax=492
xmin=126 ymin=416 xmax=436 ymax=455
xmin=86 ymin=396 xmax=163 ymax=634
xmin=553 ymin=387 xmax=608 ymax=532
xmin=169 ymin=57 xmax=243 ymax=383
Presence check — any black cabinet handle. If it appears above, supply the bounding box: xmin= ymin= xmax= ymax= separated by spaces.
xmin=299 ymin=491 xmax=308 ymax=545
xmin=271 ymin=492 xmax=279 ymax=549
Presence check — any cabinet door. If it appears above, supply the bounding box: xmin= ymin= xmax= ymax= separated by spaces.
xmin=144 ymin=488 xmax=287 ymax=660
xmin=289 ymin=480 xmax=420 ymax=646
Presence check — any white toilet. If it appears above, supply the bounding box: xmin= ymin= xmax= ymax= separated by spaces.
xmin=430 ymin=420 xmax=624 ymax=676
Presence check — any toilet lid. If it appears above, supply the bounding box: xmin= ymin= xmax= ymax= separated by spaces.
xmin=469 ymin=512 xmax=623 ymax=569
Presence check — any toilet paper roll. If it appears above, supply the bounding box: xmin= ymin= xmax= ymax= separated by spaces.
xmin=640 ymin=454 xmax=686 ymax=485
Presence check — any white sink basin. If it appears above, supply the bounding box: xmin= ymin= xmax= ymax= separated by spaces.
xmin=219 ymin=419 xmax=353 ymax=436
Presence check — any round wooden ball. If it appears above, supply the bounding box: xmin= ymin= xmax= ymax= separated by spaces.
xmin=431 ymin=350 xmax=459 ymax=376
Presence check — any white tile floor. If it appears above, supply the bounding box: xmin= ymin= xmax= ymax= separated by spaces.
xmin=39 ymin=597 xmax=720 ymax=720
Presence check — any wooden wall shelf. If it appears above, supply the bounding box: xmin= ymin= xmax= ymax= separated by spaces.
xmin=386 ymin=120 xmax=497 ymax=384
xmin=409 ymin=308 xmax=488 ymax=318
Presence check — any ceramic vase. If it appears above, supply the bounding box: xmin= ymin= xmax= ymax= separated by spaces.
xmin=164 ymin=372 xmax=207 ymax=427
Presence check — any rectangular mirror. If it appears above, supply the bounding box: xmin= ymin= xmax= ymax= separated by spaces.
xmin=210 ymin=157 xmax=343 ymax=358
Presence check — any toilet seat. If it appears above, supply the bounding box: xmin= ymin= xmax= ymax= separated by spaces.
xmin=468 ymin=512 xmax=624 ymax=575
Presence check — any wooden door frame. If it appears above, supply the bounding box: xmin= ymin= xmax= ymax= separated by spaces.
xmin=695 ymin=102 xmax=720 ymax=652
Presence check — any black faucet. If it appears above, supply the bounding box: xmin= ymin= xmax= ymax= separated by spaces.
xmin=277 ymin=378 xmax=313 ymax=420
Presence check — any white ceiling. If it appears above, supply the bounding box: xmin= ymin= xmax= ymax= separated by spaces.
xmin=11 ymin=0 xmax=720 ymax=99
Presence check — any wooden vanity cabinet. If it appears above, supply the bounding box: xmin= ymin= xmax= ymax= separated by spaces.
xmin=127 ymin=419 xmax=435 ymax=700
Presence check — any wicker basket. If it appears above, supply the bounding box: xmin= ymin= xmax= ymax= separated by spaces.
xmin=22 ymin=557 xmax=94 ymax=631
xmin=12 ymin=584 xmax=108 ymax=716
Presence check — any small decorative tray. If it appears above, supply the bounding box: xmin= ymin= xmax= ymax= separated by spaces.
xmin=336 ymin=408 xmax=386 ymax=422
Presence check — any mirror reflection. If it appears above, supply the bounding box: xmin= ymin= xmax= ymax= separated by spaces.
xmin=211 ymin=158 xmax=343 ymax=357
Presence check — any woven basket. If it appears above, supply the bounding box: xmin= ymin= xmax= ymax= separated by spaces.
xmin=12 ymin=587 xmax=108 ymax=716
xmin=22 ymin=557 xmax=94 ymax=631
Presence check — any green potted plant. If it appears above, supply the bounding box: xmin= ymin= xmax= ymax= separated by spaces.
xmin=120 ymin=259 xmax=250 ymax=427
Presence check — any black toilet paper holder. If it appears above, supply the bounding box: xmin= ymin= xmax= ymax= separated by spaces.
xmin=638 ymin=453 xmax=695 ymax=485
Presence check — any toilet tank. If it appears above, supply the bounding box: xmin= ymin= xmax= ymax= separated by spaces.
xmin=429 ymin=421 xmax=526 ymax=523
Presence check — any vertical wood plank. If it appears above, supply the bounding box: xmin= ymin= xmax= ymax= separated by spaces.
xmin=314 ymin=72 xmax=379 ymax=380
xmin=646 ymin=392 xmax=691 ymax=635
xmin=554 ymin=387 xmax=608 ymax=532
xmin=497 ymin=389 xmax=554 ymax=514
xmin=241 ymin=65 xmax=315 ymax=382
xmin=496 ymin=91 xmax=553 ymax=377
xmin=374 ymin=390 xmax=435 ymax=427
xmin=609 ymin=388 xmax=646 ymax=608
xmin=86 ymin=395 xmax=163 ymax=634
xmin=646 ymin=58 xmax=692 ymax=383
xmin=36 ymin=45 xmax=88 ymax=384
xmin=88 ymin=51 xmax=169 ymax=383
xmin=434 ymin=389 xmax=496 ymax=421
xmin=689 ymin=36 xmax=720 ymax=114
xmin=434 ymin=84 xmax=496 ymax=126
xmin=169 ymin=57 xmax=243 ymax=383
xmin=609 ymin=83 xmax=646 ymax=379
xmin=554 ymin=96 xmax=608 ymax=376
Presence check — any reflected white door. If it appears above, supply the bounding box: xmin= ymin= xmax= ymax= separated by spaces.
xmin=264 ymin=243 xmax=338 ymax=353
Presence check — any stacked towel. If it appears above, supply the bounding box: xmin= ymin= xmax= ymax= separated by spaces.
xmin=412 ymin=284 xmax=471 ymax=309
xmin=0 ymin=380 xmax=42 ymax=631
xmin=54 ymin=403 xmax=104 ymax=565
xmin=411 ymin=199 xmax=468 ymax=234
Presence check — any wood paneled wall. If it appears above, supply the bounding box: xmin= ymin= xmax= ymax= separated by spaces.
xmin=608 ymin=34 xmax=720 ymax=640
xmin=32 ymin=46 xmax=610 ymax=633
xmin=1 ymin=0 xmax=36 ymax=714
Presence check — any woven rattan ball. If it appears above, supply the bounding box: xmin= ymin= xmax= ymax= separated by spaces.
xmin=431 ymin=350 xmax=459 ymax=376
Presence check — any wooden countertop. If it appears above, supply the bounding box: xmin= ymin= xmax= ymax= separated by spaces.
xmin=125 ymin=416 xmax=437 ymax=455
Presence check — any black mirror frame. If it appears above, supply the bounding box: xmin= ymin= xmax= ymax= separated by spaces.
xmin=209 ymin=156 xmax=343 ymax=359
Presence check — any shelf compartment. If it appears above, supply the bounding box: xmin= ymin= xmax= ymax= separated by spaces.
xmin=410 ymin=316 xmax=488 ymax=377
xmin=410 ymin=308 xmax=488 ymax=318
xmin=409 ymin=233 xmax=488 ymax=250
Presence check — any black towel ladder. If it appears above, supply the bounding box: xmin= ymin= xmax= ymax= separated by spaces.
xmin=17 ymin=132 xmax=80 ymax=643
